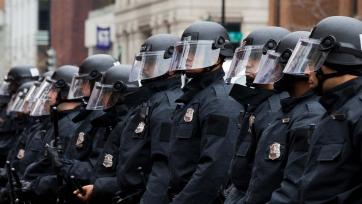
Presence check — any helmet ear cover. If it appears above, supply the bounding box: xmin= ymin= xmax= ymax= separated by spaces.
xmin=89 ymin=70 xmax=102 ymax=80
xmin=55 ymin=79 xmax=66 ymax=89
xmin=319 ymin=35 xmax=362 ymax=58
xmin=212 ymin=36 xmax=227 ymax=49
xmin=54 ymin=79 xmax=71 ymax=101
xmin=280 ymin=49 xmax=293 ymax=64
xmin=262 ymin=39 xmax=278 ymax=54
xmin=163 ymin=46 xmax=175 ymax=59
xmin=113 ymin=81 xmax=127 ymax=93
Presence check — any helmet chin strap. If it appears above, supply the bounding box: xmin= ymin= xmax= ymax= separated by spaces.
xmin=185 ymin=61 xmax=223 ymax=78
xmin=315 ymin=68 xmax=349 ymax=94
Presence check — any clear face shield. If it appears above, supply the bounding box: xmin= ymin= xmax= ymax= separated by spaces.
xmin=169 ymin=40 xmax=221 ymax=72
xmin=29 ymin=79 xmax=57 ymax=116
xmin=253 ymin=50 xmax=283 ymax=85
xmin=282 ymin=38 xmax=330 ymax=77
xmin=226 ymin=45 xmax=264 ymax=85
xmin=129 ymin=51 xmax=172 ymax=82
xmin=6 ymin=92 xmax=24 ymax=114
xmin=12 ymin=82 xmax=41 ymax=114
xmin=67 ymin=74 xmax=92 ymax=99
xmin=0 ymin=81 xmax=10 ymax=96
xmin=86 ymin=82 xmax=120 ymax=110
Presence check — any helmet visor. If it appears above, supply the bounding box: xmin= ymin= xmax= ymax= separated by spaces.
xmin=0 ymin=81 xmax=10 ymax=96
xmin=6 ymin=94 xmax=22 ymax=114
xmin=253 ymin=50 xmax=283 ymax=84
xmin=28 ymin=79 xmax=56 ymax=116
xmin=129 ymin=51 xmax=172 ymax=82
xmin=67 ymin=74 xmax=91 ymax=99
xmin=170 ymin=40 xmax=220 ymax=71
xmin=226 ymin=45 xmax=264 ymax=84
xmin=30 ymin=98 xmax=51 ymax=116
xmin=86 ymin=82 xmax=120 ymax=110
xmin=283 ymin=38 xmax=330 ymax=76
xmin=14 ymin=83 xmax=40 ymax=113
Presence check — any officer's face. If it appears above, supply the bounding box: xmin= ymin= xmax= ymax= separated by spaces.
xmin=143 ymin=60 xmax=156 ymax=78
xmin=186 ymin=51 xmax=197 ymax=69
xmin=81 ymin=81 xmax=91 ymax=97
xmin=245 ymin=59 xmax=260 ymax=82
xmin=101 ymin=92 xmax=111 ymax=107
xmin=308 ymin=71 xmax=318 ymax=89
xmin=48 ymin=88 xmax=58 ymax=106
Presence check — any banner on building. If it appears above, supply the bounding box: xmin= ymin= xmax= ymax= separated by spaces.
xmin=96 ymin=26 xmax=112 ymax=50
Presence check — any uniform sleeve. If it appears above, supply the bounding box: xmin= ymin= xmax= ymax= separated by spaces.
xmin=172 ymin=98 xmax=241 ymax=204
xmin=92 ymin=177 xmax=119 ymax=202
xmin=141 ymin=93 xmax=174 ymax=204
xmin=61 ymin=159 xmax=94 ymax=184
xmin=141 ymin=104 xmax=173 ymax=204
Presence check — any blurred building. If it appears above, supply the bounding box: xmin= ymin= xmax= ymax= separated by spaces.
xmin=0 ymin=0 xmax=6 ymax=77
xmin=51 ymin=0 xmax=93 ymax=67
xmin=0 ymin=0 xmax=50 ymax=76
xmin=269 ymin=0 xmax=362 ymax=30
xmin=85 ymin=3 xmax=119 ymax=60
xmin=113 ymin=0 xmax=269 ymax=63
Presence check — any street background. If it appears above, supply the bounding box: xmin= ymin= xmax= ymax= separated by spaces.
xmin=0 ymin=0 xmax=360 ymax=77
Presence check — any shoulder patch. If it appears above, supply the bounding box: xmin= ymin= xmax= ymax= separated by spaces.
xmin=206 ymin=114 xmax=229 ymax=137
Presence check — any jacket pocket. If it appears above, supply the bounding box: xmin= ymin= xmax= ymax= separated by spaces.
xmin=317 ymin=144 xmax=343 ymax=162
xmin=175 ymin=122 xmax=194 ymax=139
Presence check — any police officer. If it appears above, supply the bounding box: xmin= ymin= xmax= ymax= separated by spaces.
xmin=166 ymin=21 xmax=242 ymax=204
xmin=107 ymin=34 xmax=182 ymax=204
xmin=0 ymin=65 xmax=39 ymax=167
xmin=19 ymin=65 xmax=83 ymax=204
xmin=236 ymin=31 xmax=326 ymax=204
xmin=7 ymin=70 xmax=56 ymax=175
xmin=296 ymin=16 xmax=362 ymax=203
xmin=72 ymin=64 xmax=139 ymax=204
xmin=224 ymin=26 xmax=290 ymax=204
xmin=38 ymin=54 xmax=118 ymax=203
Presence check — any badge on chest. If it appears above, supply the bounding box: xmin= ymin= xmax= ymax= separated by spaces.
xmin=269 ymin=142 xmax=281 ymax=160
xmin=184 ymin=108 xmax=194 ymax=122
xmin=135 ymin=121 xmax=146 ymax=134
xmin=103 ymin=154 xmax=113 ymax=168
xmin=17 ymin=148 xmax=25 ymax=160
xmin=76 ymin=132 xmax=85 ymax=148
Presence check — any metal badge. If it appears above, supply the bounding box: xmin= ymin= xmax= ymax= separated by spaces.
xmin=103 ymin=154 xmax=113 ymax=168
xmin=248 ymin=114 xmax=255 ymax=133
xmin=76 ymin=132 xmax=85 ymax=148
xmin=282 ymin=117 xmax=290 ymax=124
xmin=17 ymin=148 xmax=25 ymax=160
xmin=135 ymin=121 xmax=145 ymax=134
xmin=269 ymin=142 xmax=281 ymax=160
xmin=184 ymin=108 xmax=194 ymax=122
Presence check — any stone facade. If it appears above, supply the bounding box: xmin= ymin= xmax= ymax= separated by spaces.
xmin=114 ymin=0 xmax=269 ymax=63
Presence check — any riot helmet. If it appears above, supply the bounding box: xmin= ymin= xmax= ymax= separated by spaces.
xmin=226 ymin=26 xmax=290 ymax=86
xmin=87 ymin=64 xmax=137 ymax=110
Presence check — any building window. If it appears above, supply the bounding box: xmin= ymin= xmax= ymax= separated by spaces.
xmin=38 ymin=0 xmax=50 ymax=31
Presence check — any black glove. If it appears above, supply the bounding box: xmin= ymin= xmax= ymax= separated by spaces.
xmin=0 ymin=186 xmax=10 ymax=204
xmin=0 ymin=168 xmax=7 ymax=187
xmin=45 ymin=144 xmax=63 ymax=170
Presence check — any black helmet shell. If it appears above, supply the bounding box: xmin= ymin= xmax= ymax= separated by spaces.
xmin=51 ymin=65 xmax=79 ymax=85
xmin=79 ymin=54 xmax=118 ymax=80
xmin=310 ymin=16 xmax=362 ymax=67
xmin=181 ymin=21 xmax=234 ymax=58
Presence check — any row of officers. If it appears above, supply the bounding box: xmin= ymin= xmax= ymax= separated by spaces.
xmin=0 ymin=15 xmax=361 ymax=204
